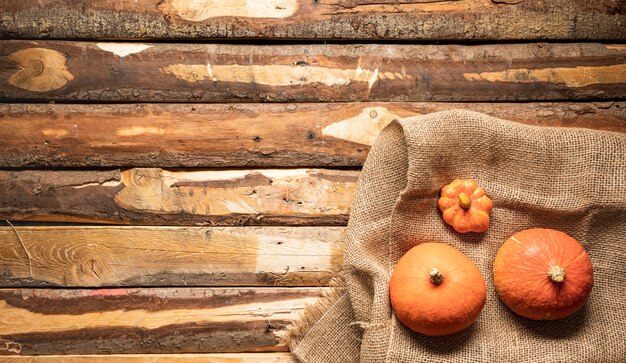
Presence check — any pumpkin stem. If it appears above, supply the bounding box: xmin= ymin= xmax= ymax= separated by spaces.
xmin=547 ymin=265 xmax=566 ymax=283
xmin=429 ymin=268 xmax=445 ymax=285
xmin=458 ymin=193 xmax=471 ymax=210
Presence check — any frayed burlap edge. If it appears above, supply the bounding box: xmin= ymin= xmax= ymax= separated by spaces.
xmin=286 ymin=275 xmax=347 ymax=348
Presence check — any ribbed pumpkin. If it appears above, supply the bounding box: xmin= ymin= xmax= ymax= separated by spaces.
xmin=389 ymin=243 xmax=486 ymax=336
xmin=437 ymin=179 xmax=493 ymax=233
xmin=493 ymin=228 xmax=593 ymax=320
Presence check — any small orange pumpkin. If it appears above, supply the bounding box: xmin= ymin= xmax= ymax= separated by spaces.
xmin=389 ymin=243 xmax=486 ymax=336
xmin=437 ymin=179 xmax=493 ymax=233
xmin=493 ymin=228 xmax=593 ymax=320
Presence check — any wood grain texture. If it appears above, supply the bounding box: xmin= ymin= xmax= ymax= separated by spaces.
xmin=3 ymin=353 xmax=297 ymax=362
xmin=0 ymin=168 xmax=356 ymax=226
xmin=2 ymin=41 xmax=625 ymax=102
xmin=1 ymin=102 xmax=625 ymax=168
xmin=0 ymin=0 xmax=624 ymax=40
xmin=0 ymin=288 xmax=328 ymax=355
xmin=0 ymin=226 xmax=345 ymax=287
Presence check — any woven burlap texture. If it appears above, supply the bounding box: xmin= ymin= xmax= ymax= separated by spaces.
xmin=289 ymin=110 xmax=626 ymax=363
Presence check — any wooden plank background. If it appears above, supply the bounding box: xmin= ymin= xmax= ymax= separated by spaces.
xmin=0 ymin=168 xmax=357 ymax=225
xmin=0 ymin=102 xmax=624 ymax=168
xmin=2 ymin=41 xmax=625 ymax=102
xmin=1 ymin=0 xmax=625 ymax=40
xmin=0 ymin=226 xmax=345 ymax=287
xmin=0 ymin=287 xmax=327 ymax=355
xmin=4 ymin=354 xmax=297 ymax=362
xmin=1 ymin=0 xmax=625 ymax=360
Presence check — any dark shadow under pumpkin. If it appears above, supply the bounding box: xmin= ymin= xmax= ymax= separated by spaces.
xmin=509 ymin=303 xmax=589 ymax=340
xmin=402 ymin=321 xmax=477 ymax=354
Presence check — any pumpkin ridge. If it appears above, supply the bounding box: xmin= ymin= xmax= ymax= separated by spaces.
xmin=560 ymin=247 xmax=592 ymax=269
xmin=517 ymin=241 xmax=553 ymax=270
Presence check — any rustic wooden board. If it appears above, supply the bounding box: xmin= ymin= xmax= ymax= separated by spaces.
xmin=2 ymin=102 xmax=625 ymax=168
xmin=0 ymin=226 xmax=345 ymax=287
xmin=3 ymin=353 xmax=297 ymax=362
xmin=1 ymin=0 xmax=624 ymax=41
xmin=2 ymin=41 xmax=625 ymax=103
xmin=0 ymin=288 xmax=326 ymax=355
xmin=0 ymin=168 xmax=356 ymax=225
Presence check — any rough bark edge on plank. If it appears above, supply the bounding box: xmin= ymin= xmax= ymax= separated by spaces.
xmin=1 ymin=102 xmax=625 ymax=168
xmin=0 ymin=287 xmax=330 ymax=355
xmin=2 ymin=41 xmax=626 ymax=103
xmin=0 ymin=0 xmax=625 ymax=40
xmin=0 ymin=168 xmax=356 ymax=226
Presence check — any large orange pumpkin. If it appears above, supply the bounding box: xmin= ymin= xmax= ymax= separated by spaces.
xmin=437 ymin=179 xmax=493 ymax=233
xmin=389 ymin=243 xmax=486 ymax=336
xmin=493 ymin=228 xmax=593 ymax=320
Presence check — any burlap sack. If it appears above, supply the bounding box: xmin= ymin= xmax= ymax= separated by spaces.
xmin=289 ymin=110 xmax=626 ymax=362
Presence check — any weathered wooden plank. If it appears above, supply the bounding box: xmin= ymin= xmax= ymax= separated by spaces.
xmin=0 ymin=226 xmax=345 ymax=287
xmin=0 ymin=168 xmax=356 ymax=226
xmin=0 ymin=288 xmax=326 ymax=355
xmin=1 ymin=102 xmax=625 ymax=168
xmin=3 ymin=353 xmax=298 ymax=362
xmin=2 ymin=41 xmax=625 ymax=103
xmin=1 ymin=0 xmax=624 ymax=40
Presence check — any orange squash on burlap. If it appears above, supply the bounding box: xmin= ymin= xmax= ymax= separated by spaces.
xmin=438 ymin=179 xmax=493 ymax=233
xmin=389 ymin=243 xmax=486 ymax=336
xmin=493 ymin=228 xmax=593 ymax=320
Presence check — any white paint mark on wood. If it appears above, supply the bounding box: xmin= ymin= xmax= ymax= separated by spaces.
xmin=117 ymin=126 xmax=166 ymax=136
xmin=322 ymin=106 xmax=400 ymax=146
xmin=96 ymin=43 xmax=153 ymax=57
xmin=160 ymin=63 xmax=380 ymax=87
xmin=164 ymin=0 xmax=298 ymax=21
xmin=206 ymin=62 xmax=216 ymax=81
xmin=42 ymin=129 xmax=70 ymax=137
xmin=160 ymin=169 xmax=310 ymax=187
xmin=464 ymin=64 xmax=626 ymax=88
xmin=368 ymin=67 xmax=379 ymax=90
xmin=72 ymin=181 xmax=122 ymax=189
xmin=355 ymin=65 xmax=379 ymax=89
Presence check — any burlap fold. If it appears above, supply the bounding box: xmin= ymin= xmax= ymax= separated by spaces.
xmin=289 ymin=110 xmax=626 ymax=363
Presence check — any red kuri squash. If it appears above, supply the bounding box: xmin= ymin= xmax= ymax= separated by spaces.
xmin=389 ymin=243 xmax=486 ymax=336
xmin=493 ymin=228 xmax=593 ymax=320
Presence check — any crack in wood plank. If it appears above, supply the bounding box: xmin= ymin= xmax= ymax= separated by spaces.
xmin=5 ymin=221 xmax=33 ymax=279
